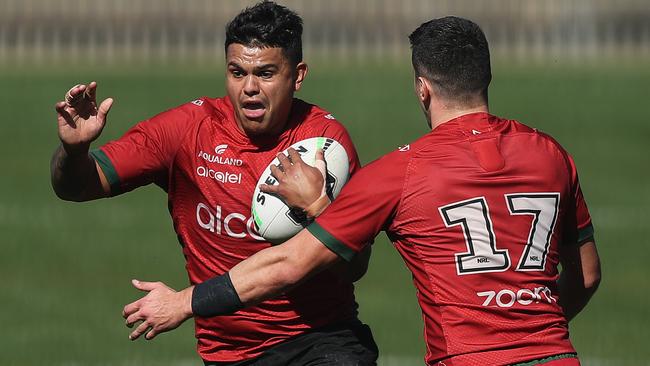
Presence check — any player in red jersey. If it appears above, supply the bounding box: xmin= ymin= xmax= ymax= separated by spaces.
xmin=50 ymin=2 xmax=377 ymax=365
xmin=129 ymin=16 xmax=602 ymax=366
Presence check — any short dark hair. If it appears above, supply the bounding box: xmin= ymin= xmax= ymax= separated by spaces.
xmin=409 ymin=16 xmax=491 ymax=102
xmin=225 ymin=1 xmax=303 ymax=66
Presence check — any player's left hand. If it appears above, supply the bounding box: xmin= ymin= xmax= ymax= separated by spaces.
xmin=122 ymin=279 xmax=193 ymax=341
xmin=260 ymin=148 xmax=327 ymax=210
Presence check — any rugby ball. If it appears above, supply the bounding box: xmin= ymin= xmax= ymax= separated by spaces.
xmin=252 ymin=137 xmax=350 ymax=243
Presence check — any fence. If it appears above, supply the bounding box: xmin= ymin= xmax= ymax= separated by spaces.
xmin=1 ymin=0 xmax=649 ymax=65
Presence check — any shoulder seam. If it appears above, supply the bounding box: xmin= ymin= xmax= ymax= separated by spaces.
xmin=388 ymin=150 xmax=414 ymax=226
xmin=152 ymin=99 xmax=217 ymax=168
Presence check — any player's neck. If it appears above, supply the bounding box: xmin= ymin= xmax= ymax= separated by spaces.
xmin=429 ymin=104 xmax=489 ymax=130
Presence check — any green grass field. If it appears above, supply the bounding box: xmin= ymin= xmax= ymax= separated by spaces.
xmin=1 ymin=61 xmax=648 ymax=365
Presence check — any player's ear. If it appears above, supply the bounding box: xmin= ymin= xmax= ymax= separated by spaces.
xmin=294 ymin=62 xmax=308 ymax=91
xmin=416 ymin=77 xmax=431 ymax=109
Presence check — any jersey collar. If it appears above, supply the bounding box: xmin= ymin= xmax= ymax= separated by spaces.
xmin=433 ymin=112 xmax=501 ymax=137
xmin=219 ymin=97 xmax=309 ymax=148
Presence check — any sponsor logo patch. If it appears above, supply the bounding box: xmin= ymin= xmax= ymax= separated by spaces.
xmin=197 ymin=144 xmax=244 ymax=167
xmin=214 ymin=144 xmax=228 ymax=154
xmin=196 ymin=166 xmax=242 ymax=184
xmin=196 ymin=202 xmax=264 ymax=241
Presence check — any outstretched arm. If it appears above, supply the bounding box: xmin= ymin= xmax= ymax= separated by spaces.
xmin=122 ymin=229 xmax=340 ymax=341
xmin=558 ymin=239 xmax=601 ymax=321
xmin=229 ymin=229 xmax=341 ymax=305
xmin=51 ymin=82 xmax=113 ymax=201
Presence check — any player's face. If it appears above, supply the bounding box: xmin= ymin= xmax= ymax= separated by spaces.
xmin=226 ymin=44 xmax=307 ymax=137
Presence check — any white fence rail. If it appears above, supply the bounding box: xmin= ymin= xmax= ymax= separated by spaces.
xmin=1 ymin=0 xmax=649 ymax=65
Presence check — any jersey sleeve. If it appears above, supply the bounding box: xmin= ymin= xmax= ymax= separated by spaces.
xmin=307 ymin=152 xmax=408 ymax=260
xmin=90 ymin=100 xmax=203 ymax=195
xmin=563 ymin=153 xmax=595 ymax=245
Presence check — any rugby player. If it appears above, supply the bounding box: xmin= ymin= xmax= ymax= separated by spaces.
xmin=125 ymin=16 xmax=602 ymax=366
xmin=50 ymin=1 xmax=377 ymax=365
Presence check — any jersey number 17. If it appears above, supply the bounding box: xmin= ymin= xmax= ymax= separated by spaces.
xmin=439 ymin=193 xmax=560 ymax=275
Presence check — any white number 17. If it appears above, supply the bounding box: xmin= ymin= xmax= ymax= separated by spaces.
xmin=439 ymin=193 xmax=560 ymax=275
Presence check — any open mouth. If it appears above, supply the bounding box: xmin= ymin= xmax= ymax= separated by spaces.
xmin=241 ymin=101 xmax=266 ymax=120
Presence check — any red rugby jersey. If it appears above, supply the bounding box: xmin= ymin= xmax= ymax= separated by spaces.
xmin=90 ymin=97 xmax=361 ymax=362
xmin=309 ymin=112 xmax=594 ymax=366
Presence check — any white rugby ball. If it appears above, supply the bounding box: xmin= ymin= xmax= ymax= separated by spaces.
xmin=252 ymin=137 xmax=350 ymax=243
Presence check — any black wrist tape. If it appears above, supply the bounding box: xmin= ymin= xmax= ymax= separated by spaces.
xmin=192 ymin=272 xmax=244 ymax=317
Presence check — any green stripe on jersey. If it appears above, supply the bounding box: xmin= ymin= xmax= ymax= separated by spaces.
xmin=511 ymin=353 xmax=578 ymax=366
xmin=89 ymin=149 xmax=120 ymax=194
xmin=578 ymin=224 xmax=595 ymax=243
xmin=306 ymin=221 xmax=356 ymax=261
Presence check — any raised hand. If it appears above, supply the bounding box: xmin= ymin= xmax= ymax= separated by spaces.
xmin=54 ymin=81 xmax=114 ymax=155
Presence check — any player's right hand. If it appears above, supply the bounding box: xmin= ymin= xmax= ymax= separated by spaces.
xmin=55 ymin=81 xmax=114 ymax=155
xmin=260 ymin=148 xmax=327 ymax=211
